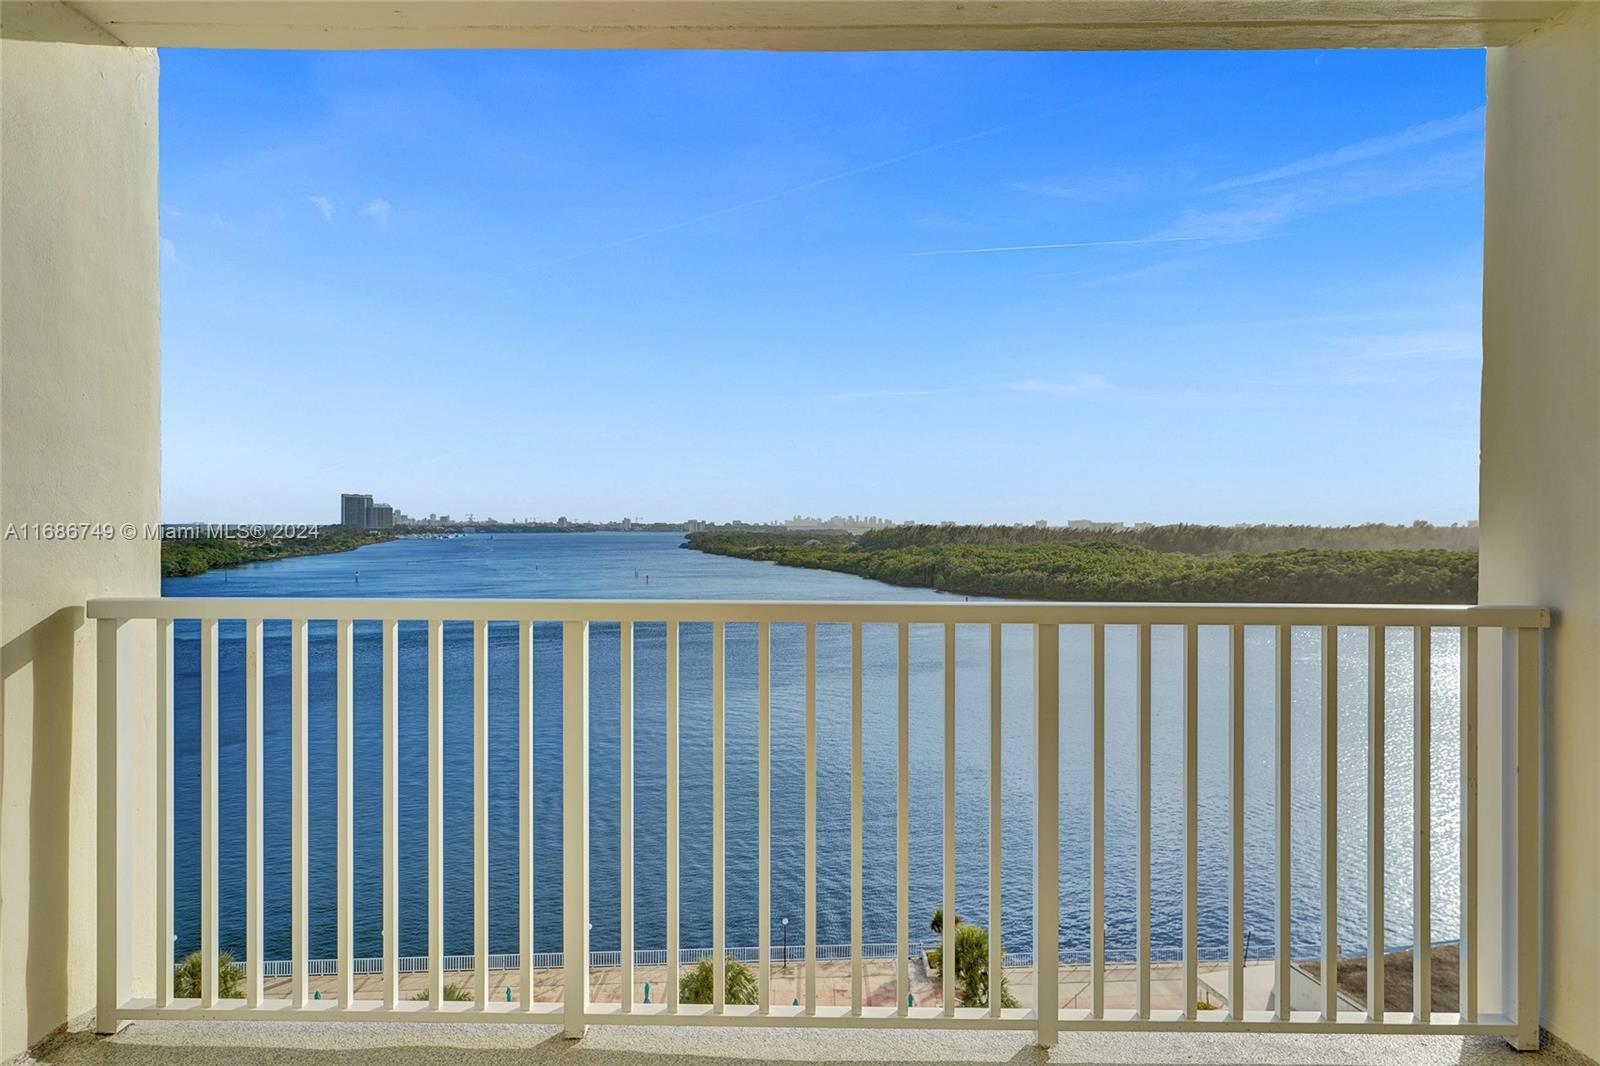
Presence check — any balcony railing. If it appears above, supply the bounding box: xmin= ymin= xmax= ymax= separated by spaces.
xmin=88 ymin=597 xmax=1548 ymax=1048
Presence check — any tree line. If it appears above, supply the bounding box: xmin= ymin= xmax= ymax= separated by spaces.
xmin=857 ymin=521 xmax=1477 ymax=554
xmin=686 ymin=528 xmax=1477 ymax=604
xmin=161 ymin=528 xmax=396 ymax=578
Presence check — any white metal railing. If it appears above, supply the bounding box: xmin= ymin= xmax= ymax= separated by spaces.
xmin=90 ymin=598 xmax=1548 ymax=1048
xmin=255 ymin=942 xmax=910 ymax=979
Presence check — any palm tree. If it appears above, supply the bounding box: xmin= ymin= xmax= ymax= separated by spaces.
xmin=173 ymin=951 xmax=243 ymax=999
xmin=679 ymin=956 xmax=758 ymax=1005
xmin=927 ymin=911 xmax=1018 ymax=1009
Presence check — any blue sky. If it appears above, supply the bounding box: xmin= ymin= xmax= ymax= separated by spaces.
xmin=159 ymin=47 xmax=1486 ymax=525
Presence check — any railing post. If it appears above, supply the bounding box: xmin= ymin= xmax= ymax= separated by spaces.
xmin=199 ymin=619 xmax=219 ymax=1007
xmin=156 ymin=618 xmax=175 ymax=1007
xmin=1034 ymin=624 xmax=1059 ymax=1047
xmin=246 ymin=619 xmax=265 ymax=1007
xmin=563 ymin=621 xmax=590 ymax=1038
xmin=1509 ymin=627 xmax=1542 ymax=1051
xmin=96 ymin=618 xmax=129 ymax=1034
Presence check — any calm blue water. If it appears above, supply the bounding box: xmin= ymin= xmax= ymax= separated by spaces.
xmin=164 ymin=531 xmax=1460 ymax=966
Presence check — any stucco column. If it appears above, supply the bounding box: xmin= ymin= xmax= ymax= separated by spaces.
xmin=1481 ymin=4 xmax=1600 ymax=1059
xmin=1 ymin=36 xmax=160 ymax=1061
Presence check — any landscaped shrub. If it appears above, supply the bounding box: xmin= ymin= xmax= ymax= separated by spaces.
xmin=413 ymin=982 xmax=473 ymax=1001
xmin=173 ymin=951 xmax=243 ymax=999
xmin=678 ymin=955 xmax=758 ymax=1006
xmin=928 ymin=910 xmax=1019 ymax=1009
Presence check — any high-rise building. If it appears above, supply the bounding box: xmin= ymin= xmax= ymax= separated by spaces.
xmin=341 ymin=492 xmax=401 ymax=529
xmin=341 ymin=493 xmax=373 ymax=528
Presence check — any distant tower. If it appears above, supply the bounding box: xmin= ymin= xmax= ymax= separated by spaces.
xmin=341 ymin=493 xmax=373 ymax=529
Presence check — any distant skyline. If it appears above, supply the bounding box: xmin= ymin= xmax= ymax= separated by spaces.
xmin=160 ymin=47 xmax=1486 ymax=524
xmin=203 ymin=495 xmax=1471 ymax=530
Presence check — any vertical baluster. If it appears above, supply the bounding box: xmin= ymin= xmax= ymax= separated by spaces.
xmin=562 ymin=621 xmax=590 ymax=1038
xmin=520 ymin=620 xmax=535 ymax=1010
xmin=200 ymin=617 xmax=218 ymax=1007
xmin=1034 ymin=624 xmax=1060 ymax=1048
xmin=1413 ymin=626 xmax=1432 ymax=1023
xmin=805 ymin=622 xmax=818 ymax=1015
xmin=666 ymin=621 xmax=680 ymax=1011
xmin=427 ymin=621 xmax=445 ymax=1008
xmin=1460 ymin=626 xmax=1478 ymax=1023
xmin=620 ymin=621 xmax=634 ymax=1012
xmin=334 ymin=620 xmax=352 ymax=1008
xmin=381 ymin=619 xmax=398 ymax=1010
xmin=244 ymin=619 xmax=263 ymax=1005
xmin=1280 ymin=624 xmax=1292 ymax=1024
xmin=1136 ymin=623 xmax=1152 ymax=1019
xmin=757 ymin=621 xmax=770 ymax=1014
xmin=157 ymin=618 xmax=175 ymax=1007
xmin=1322 ymin=625 xmax=1339 ymax=1021
xmin=1229 ymin=624 xmax=1245 ymax=1019
xmin=942 ymin=622 xmax=956 ymax=1017
xmin=292 ymin=618 xmax=309 ymax=1009
xmin=988 ymin=623 xmax=1003 ymax=1019
xmin=95 ymin=618 xmax=129 ymax=1032
xmin=851 ymin=622 xmax=864 ymax=1015
xmin=474 ymin=619 xmax=489 ymax=1007
xmin=1276 ymin=624 xmax=1292 ymax=1022
xmin=1368 ymin=626 xmax=1386 ymax=1021
xmin=1184 ymin=624 xmax=1199 ymax=1020
xmin=1091 ymin=623 xmax=1106 ymax=1019
xmin=712 ymin=621 xmax=726 ymax=1012
xmin=895 ymin=622 xmax=910 ymax=1016
xmin=1510 ymin=627 xmax=1540 ymax=1051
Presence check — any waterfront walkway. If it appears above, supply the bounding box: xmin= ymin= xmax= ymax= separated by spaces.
xmin=262 ymin=958 xmax=1246 ymax=1012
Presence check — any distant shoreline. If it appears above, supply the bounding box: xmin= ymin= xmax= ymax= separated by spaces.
xmin=684 ymin=525 xmax=1478 ymax=604
xmin=161 ymin=528 xmax=398 ymax=578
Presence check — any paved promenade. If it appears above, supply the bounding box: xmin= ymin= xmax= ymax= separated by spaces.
xmin=262 ymin=958 xmax=1242 ymax=1011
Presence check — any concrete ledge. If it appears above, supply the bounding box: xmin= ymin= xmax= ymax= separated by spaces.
xmin=17 ymin=1020 xmax=1600 ymax=1066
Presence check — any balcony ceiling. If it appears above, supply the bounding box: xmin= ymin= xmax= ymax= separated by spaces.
xmin=3 ymin=0 xmax=1583 ymax=50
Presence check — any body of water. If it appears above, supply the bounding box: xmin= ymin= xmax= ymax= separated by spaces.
xmin=164 ymin=531 xmax=1461 ymax=967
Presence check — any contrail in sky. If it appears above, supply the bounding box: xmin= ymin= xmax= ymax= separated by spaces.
xmin=546 ymin=103 xmax=1089 ymax=265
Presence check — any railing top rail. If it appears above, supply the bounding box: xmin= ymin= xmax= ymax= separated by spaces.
xmin=87 ymin=597 xmax=1550 ymax=628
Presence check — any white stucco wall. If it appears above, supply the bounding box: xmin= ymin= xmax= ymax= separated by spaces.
xmin=0 ymin=37 xmax=160 ymax=1063
xmin=1481 ymin=4 xmax=1600 ymax=1060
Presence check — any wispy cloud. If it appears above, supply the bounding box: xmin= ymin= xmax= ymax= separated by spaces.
xmin=1165 ymin=144 xmax=1481 ymax=244
xmin=1161 ymin=195 xmax=1303 ymax=245
xmin=161 ymin=204 xmax=187 ymax=219
xmin=832 ymin=375 xmax=1112 ymax=402
xmin=1256 ymin=324 xmax=1481 ymax=389
xmin=1075 ymin=258 xmax=1198 ymax=288
xmin=1005 ymin=375 xmax=1113 ymax=396
xmin=1208 ymin=107 xmax=1483 ymax=192
xmin=308 ymin=195 xmax=335 ymax=221
xmin=830 ymin=373 xmax=1276 ymax=411
xmin=161 ymin=238 xmax=178 ymax=263
xmin=1333 ymin=328 xmax=1480 ymax=365
xmin=828 ymin=385 xmax=970 ymax=401
xmin=360 ymin=198 xmax=392 ymax=226
xmin=1009 ymin=169 xmax=1145 ymax=203
xmin=905 ymin=211 xmax=1007 ymax=234
xmin=546 ymin=102 xmax=1089 ymax=266
xmin=888 ymin=236 xmax=1205 ymax=258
